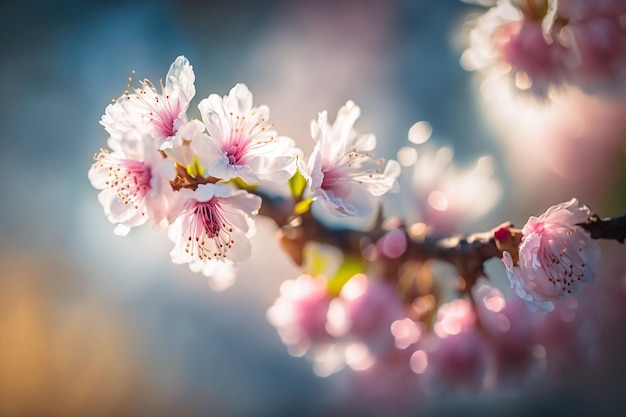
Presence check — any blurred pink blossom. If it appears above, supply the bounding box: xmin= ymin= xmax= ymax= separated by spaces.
xmin=463 ymin=0 xmax=626 ymax=96
xmin=420 ymin=298 xmax=489 ymax=391
xmin=266 ymin=274 xmax=333 ymax=357
xmin=327 ymin=274 xmax=406 ymax=353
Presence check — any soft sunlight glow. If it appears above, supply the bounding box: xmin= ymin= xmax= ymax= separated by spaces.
xmin=428 ymin=190 xmax=449 ymax=212
xmin=391 ymin=318 xmax=422 ymax=349
xmin=408 ymin=121 xmax=433 ymax=145
xmin=326 ymin=299 xmax=350 ymax=337
xmin=345 ymin=343 xmax=376 ymax=371
xmin=397 ymin=146 xmax=418 ymax=167
xmin=410 ymin=350 xmax=428 ymax=374
xmin=340 ymin=273 xmax=368 ymax=301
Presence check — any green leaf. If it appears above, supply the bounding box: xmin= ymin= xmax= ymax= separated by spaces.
xmin=186 ymin=155 xmax=205 ymax=178
xmin=226 ymin=177 xmax=258 ymax=191
xmin=303 ymin=243 xmax=342 ymax=278
xmin=288 ymin=169 xmax=307 ymax=199
xmin=326 ymin=255 xmax=366 ymax=297
xmin=302 ymin=244 xmax=366 ymax=296
xmin=294 ymin=198 xmax=313 ymax=215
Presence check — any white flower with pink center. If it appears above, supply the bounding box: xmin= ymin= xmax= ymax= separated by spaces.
xmin=168 ymin=183 xmax=261 ymax=266
xmin=102 ymin=56 xmax=195 ymax=146
xmin=305 ymin=100 xmax=400 ymax=217
xmin=502 ymin=198 xmax=600 ymax=312
xmin=159 ymin=119 xmax=208 ymax=167
xmin=194 ymin=83 xmax=297 ymax=185
xmin=88 ymin=137 xmax=177 ymax=236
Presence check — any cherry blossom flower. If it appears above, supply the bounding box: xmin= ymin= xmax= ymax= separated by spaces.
xmin=305 ymin=100 xmax=400 ymax=217
xmin=168 ymin=183 xmax=261 ymax=266
xmin=266 ymin=274 xmax=334 ymax=357
xmin=462 ymin=0 xmax=626 ymax=96
xmin=88 ymin=136 xmax=178 ymax=236
xmin=268 ymin=273 xmax=410 ymax=378
xmin=550 ymin=0 xmax=626 ymax=93
xmin=102 ymin=55 xmax=196 ymax=147
xmin=326 ymin=274 xmax=405 ymax=354
xmin=422 ymin=329 xmax=489 ymax=392
xmin=473 ymin=284 xmax=546 ymax=383
xmin=502 ymin=198 xmax=600 ymax=312
xmin=342 ymin=347 xmax=420 ymax=412
xmin=159 ymin=119 xmax=208 ymax=166
xmin=394 ymin=143 xmax=500 ymax=234
xmin=412 ymin=298 xmax=488 ymax=391
xmin=194 ymin=83 xmax=298 ymax=185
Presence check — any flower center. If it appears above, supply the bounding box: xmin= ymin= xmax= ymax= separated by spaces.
xmin=106 ymin=158 xmax=152 ymax=210
xmin=542 ymin=229 xmax=587 ymax=295
xmin=126 ymin=78 xmax=182 ymax=138
xmin=184 ymin=199 xmax=235 ymax=261
xmin=226 ymin=142 xmax=247 ymax=166
xmin=150 ymin=97 xmax=180 ymax=138
xmin=321 ymin=168 xmax=346 ymax=191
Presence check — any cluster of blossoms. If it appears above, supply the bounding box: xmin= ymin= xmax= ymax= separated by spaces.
xmin=462 ymin=0 xmax=626 ymax=96
xmin=89 ymin=56 xmax=399 ymax=286
xmin=89 ymin=56 xmax=622 ymax=408
xmin=266 ymin=201 xmax=604 ymax=404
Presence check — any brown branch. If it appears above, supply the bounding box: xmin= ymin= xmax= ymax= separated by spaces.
xmin=404 ymin=230 xmax=501 ymax=290
xmin=578 ymin=214 xmax=626 ymax=244
xmin=258 ymin=190 xmax=503 ymax=296
xmin=257 ymin=190 xmax=626 ymax=301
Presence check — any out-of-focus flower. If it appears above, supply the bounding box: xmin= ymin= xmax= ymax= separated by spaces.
xmin=103 ymin=56 xmax=196 ymax=146
xmin=376 ymin=228 xmax=408 ymax=259
xmin=88 ymin=137 xmax=178 ymax=236
xmin=168 ymin=183 xmax=261 ymax=267
xmin=342 ymin=346 xmax=419 ymax=412
xmin=462 ymin=0 xmax=626 ymax=96
xmin=419 ymin=299 xmax=488 ymax=391
xmin=432 ymin=298 xmax=476 ymax=338
xmin=268 ymin=272 xmax=409 ymax=378
xmin=474 ymin=284 xmax=546 ymax=383
xmin=305 ymin=100 xmax=400 ymax=217
xmin=555 ymin=0 xmax=626 ymax=93
xmin=391 ymin=317 xmax=423 ymax=350
xmin=394 ymin=143 xmax=500 ymax=234
xmin=266 ymin=274 xmax=334 ymax=357
xmin=326 ymin=273 xmax=406 ymax=354
xmin=502 ymin=198 xmax=600 ymax=312
xmin=195 ymin=83 xmax=298 ymax=185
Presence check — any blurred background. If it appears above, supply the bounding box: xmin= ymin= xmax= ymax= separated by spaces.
xmin=1 ymin=0 xmax=625 ymax=416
